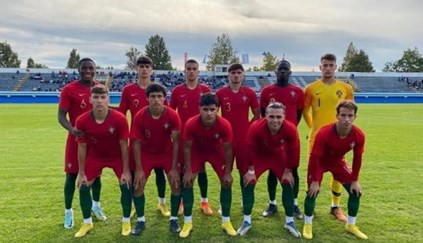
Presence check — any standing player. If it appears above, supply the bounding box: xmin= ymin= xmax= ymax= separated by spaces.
xmin=259 ymin=60 xmax=304 ymax=219
xmin=169 ymin=59 xmax=212 ymax=216
xmin=302 ymin=100 xmax=367 ymax=240
xmin=58 ymin=58 xmax=106 ymax=229
xmin=119 ymin=56 xmax=171 ymax=219
xmin=130 ymin=83 xmax=182 ymax=235
xmin=303 ymin=53 xmax=354 ymax=222
xmin=179 ymin=94 xmax=236 ymax=238
xmin=238 ymin=102 xmax=301 ymax=238
xmin=74 ymin=84 xmax=132 ymax=237
xmin=216 ymin=63 xmax=259 ymax=210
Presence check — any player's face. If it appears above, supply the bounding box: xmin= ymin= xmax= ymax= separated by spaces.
xmin=200 ymin=104 xmax=218 ymax=127
xmin=266 ymin=108 xmax=285 ymax=133
xmin=228 ymin=69 xmax=244 ymax=85
xmin=137 ymin=64 xmax=153 ymax=80
xmin=184 ymin=63 xmax=199 ymax=82
xmin=336 ymin=107 xmax=356 ymax=129
xmin=90 ymin=93 xmax=109 ymax=110
xmin=148 ymin=91 xmax=165 ymax=108
xmin=319 ymin=59 xmax=337 ymax=79
xmin=79 ymin=61 xmax=96 ymax=82
xmin=275 ymin=62 xmax=291 ymax=84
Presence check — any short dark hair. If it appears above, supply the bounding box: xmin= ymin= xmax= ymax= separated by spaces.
xmin=137 ymin=56 xmax=153 ymax=66
xmin=265 ymin=102 xmax=286 ymax=113
xmin=79 ymin=58 xmax=96 ymax=68
xmin=336 ymin=100 xmax=358 ymax=114
xmin=276 ymin=60 xmax=291 ymax=70
xmin=146 ymin=82 xmax=167 ymax=97
xmin=199 ymin=93 xmax=218 ymax=106
xmin=91 ymin=84 xmax=108 ymax=94
xmin=320 ymin=53 xmax=337 ymax=62
xmin=185 ymin=59 xmax=199 ymax=67
xmin=228 ymin=63 xmax=244 ymax=72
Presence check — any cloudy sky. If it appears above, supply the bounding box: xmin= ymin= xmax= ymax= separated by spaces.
xmin=1 ymin=0 xmax=421 ymax=71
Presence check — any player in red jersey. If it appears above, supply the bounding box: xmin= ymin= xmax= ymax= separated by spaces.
xmin=302 ymin=100 xmax=367 ymax=240
xmin=179 ymin=93 xmax=236 ymax=238
xmin=216 ymin=63 xmax=259 ymax=213
xmin=259 ymin=60 xmax=304 ymax=219
xmin=303 ymin=54 xmax=355 ymax=222
xmin=169 ymin=59 xmax=213 ymax=215
xmin=74 ymin=84 xmax=132 ymax=238
xmin=238 ymin=102 xmax=301 ymax=238
xmin=119 ymin=56 xmax=152 ymax=117
xmin=119 ymin=56 xmax=170 ymax=218
xmin=129 ymin=83 xmax=182 ymax=235
xmin=58 ymin=58 xmax=106 ymax=229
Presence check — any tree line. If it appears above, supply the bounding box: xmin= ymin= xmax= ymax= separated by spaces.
xmin=1 ymin=36 xmax=423 ymax=72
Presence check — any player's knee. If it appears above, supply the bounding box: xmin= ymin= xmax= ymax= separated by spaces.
xmin=80 ymin=184 xmax=90 ymax=193
xmin=220 ymin=182 xmax=232 ymax=189
xmin=133 ymin=186 xmax=144 ymax=197
xmin=348 ymin=190 xmax=361 ymax=199
xmin=245 ymin=180 xmax=257 ymax=186
xmin=120 ymin=183 xmax=130 ymax=191
xmin=66 ymin=173 xmax=78 ymax=181
xmin=332 ymin=190 xmax=342 ymax=197
xmin=171 ymin=187 xmax=181 ymax=196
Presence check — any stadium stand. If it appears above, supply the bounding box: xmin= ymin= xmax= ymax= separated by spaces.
xmin=0 ymin=68 xmax=421 ymax=93
xmin=0 ymin=72 xmax=25 ymax=91
xmin=342 ymin=76 xmax=415 ymax=93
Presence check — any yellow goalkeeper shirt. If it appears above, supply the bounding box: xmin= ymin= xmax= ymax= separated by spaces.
xmin=303 ymin=79 xmax=354 ymax=143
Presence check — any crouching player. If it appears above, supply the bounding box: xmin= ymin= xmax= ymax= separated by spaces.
xmin=130 ymin=83 xmax=182 ymax=235
xmin=179 ymin=93 xmax=236 ymax=238
xmin=74 ymin=84 xmax=132 ymax=237
xmin=239 ymin=102 xmax=301 ymax=238
xmin=302 ymin=100 xmax=367 ymax=240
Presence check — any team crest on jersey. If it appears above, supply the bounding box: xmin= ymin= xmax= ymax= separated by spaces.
xmin=214 ymin=133 xmax=220 ymax=139
xmin=242 ymin=95 xmax=248 ymax=102
xmin=350 ymin=142 xmax=356 ymax=149
xmin=290 ymin=91 xmax=296 ymax=97
xmin=336 ymin=90 xmax=343 ymax=98
xmin=109 ymin=126 xmax=116 ymax=134
xmin=164 ymin=122 xmax=170 ymax=130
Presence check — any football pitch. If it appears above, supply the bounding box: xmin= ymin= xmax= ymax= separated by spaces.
xmin=0 ymin=103 xmax=422 ymax=242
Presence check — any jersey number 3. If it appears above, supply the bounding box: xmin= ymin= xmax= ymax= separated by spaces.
xmin=225 ymin=102 xmax=231 ymax=112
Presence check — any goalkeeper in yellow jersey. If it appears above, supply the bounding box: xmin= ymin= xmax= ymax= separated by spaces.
xmin=303 ymin=53 xmax=354 ymax=222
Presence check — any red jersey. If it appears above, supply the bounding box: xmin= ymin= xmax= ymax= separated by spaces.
xmin=260 ymin=84 xmax=304 ymax=125
xmin=216 ymin=86 xmax=259 ymax=141
xmin=76 ymin=109 xmax=129 ymax=162
xmin=59 ymin=80 xmax=94 ymax=127
xmin=169 ymin=83 xmax=211 ymax=125
xmin=130 ymin=106 xmax=181 ymax=155
xmin=184 ymin=115 xmax=233 ymax=153
xmin=309 ymin=124 xmax=365 ymax=182
xmin=119 ymin=83 xmax=149 ymax=121
xmin=247 ymin=118 xmax=300 ymax=169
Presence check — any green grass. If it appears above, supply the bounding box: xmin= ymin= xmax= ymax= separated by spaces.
xmin=0 ymin=104 xmax=422 ymax=242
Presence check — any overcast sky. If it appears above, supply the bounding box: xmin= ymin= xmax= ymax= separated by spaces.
xmin=1 ymin=0 xmax=421 ymax=71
